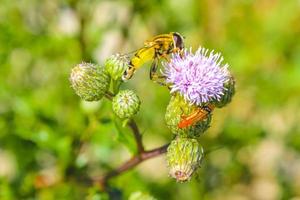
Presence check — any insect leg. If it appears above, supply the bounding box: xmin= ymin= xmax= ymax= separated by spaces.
xmin=150 ymin=58 xmax=167 ymax=86
xmin=161 ymin=53 xmax=170 ymax=62
xmin=149 ymin=58 xmax=158 ymax=79
xmin=172 ymin=47 xmax=184 ymax=58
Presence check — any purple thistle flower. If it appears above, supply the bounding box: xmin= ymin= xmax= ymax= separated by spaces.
xmin=163 ymin=47 xmax=230 ymax=105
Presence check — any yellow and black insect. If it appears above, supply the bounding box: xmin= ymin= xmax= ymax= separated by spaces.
xmin=122 ymin=32 xmax=184 ymax=83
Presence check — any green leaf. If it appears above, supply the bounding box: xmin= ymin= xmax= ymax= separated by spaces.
xmin=113 ymin=115 xmax=137 ymax=154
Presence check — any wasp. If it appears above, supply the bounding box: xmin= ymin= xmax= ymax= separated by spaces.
xmin=178 ymin=104 xmax=215 ymax=129
xmin=122 ymin=32 xmax=184 ymax=83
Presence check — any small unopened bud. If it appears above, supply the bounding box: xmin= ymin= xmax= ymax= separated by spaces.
xmin=112 ymin=90 xmax=140 ymax=119
xmin=165 ymin=94 xmax=211 ymax=138
xmin=70 ymin=63 xmax=110 ymax=101
xmin=105 ymin=54 xmax=129 ymax=81
xmin=167 ymin=137 xmax=204 ymax=182
xmin=214 ymin=76 xmax=235 ymax=108
xmin=129 ymin=191 xmax=156 ymax=200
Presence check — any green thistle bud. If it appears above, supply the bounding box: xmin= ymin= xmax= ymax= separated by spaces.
xmin=167 ymin=137 xmax=204 ymax=182
xmin=214 ymin=76 xmax=235 ymax=108
xmin=165 ymin=94 xmax=211 ymax=138
xmin=112 ymin=90 xmax=140 ymax=119
xmin=70 ymin=63 xmax=110 ymax=101
xmin=166 ymin=137 xmax=204 ymax=182
xmin=104 ymin=54 xmax=129 ymax=81
xmin=129 ymin=191 xmax=156 ymax=200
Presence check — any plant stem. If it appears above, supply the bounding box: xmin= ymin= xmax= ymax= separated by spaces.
xmin=128 ymin=119 xmax=144 ymax=153
xmin=105 ymin=91 xmax=144 ymax=153
xmin=111 ymin=80 xmax=122 ymax=95
xmin=95 ymin=143 xmax=169 ymax=189
xmin=104 ymin=91 xmax=115 ymax=101
xmin=101 ymin=90 xmax=168 ymax=190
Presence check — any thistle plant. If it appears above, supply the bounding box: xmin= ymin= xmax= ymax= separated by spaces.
xmin=163 ymin=48 xmax=231 ymax=106
xmin=112 ymin=89 xmax=141 ymax=119
xmin=70 ymin=62 xmax=110 ymax=101
xmin=70 ymin=35 xmax=235 ymax=193
xmin=165 ymin=93 xmax=211 ymax=137
xmin=167 ymin=137 xmax=204 ymax=182
xmin=162 ymin=47 xmax=234 ymax=181
xmin=105 ymin=54 xmax=128 ymax=81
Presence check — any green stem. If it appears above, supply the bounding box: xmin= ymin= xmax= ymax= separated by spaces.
xmin=111 ymin=79 xmax=122 ymax=95
xmin=104 ymin=91 xmax=115 ymax=101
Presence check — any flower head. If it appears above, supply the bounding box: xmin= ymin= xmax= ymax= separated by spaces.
xmin=165 ymin=94 xmax=211 ymax=137
xmin=70 ymin=63 xmax=110 ymax=101
xmin=112 ymin=90 xmax=141 ymax=119
xmin=167 ymin=137 xmax=204 ymax=182
xmin=105 ymin=54 xmax=129 ymax=81
xmin=163 ymin=47 xmax=230 ymax=105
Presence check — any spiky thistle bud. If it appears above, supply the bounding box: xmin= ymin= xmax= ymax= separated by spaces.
xmin=167 ymin=137 xmax=204 ymax=182
xmin=213 ymin=76 xmax=235 ymax=108
xmin=104 ymin=54 xmax=129 ymax=81
xmin=70 ymin=63 xmax=110 ymax=101
xmin=129 ymin=191 xmax=156 ymax=200
xmin=165 ymin=94 xmax=211 ymax=138
xmin=112 ymin=90 xmax=141 ymax=119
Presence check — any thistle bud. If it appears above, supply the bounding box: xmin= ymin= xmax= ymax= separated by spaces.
xmin=129 ymin=191 xmax=156 ymax=200
xmin=70 ymin=63 xmax=110 ymax=101
xmin=165 ymin=94 xmax=211 ymax=138
xmin=112 ymin=90 xmax=140 ymax=119
xmin=104 ymin=54 xmax=129 ymax=81
xmin=166 ymin=137 xmax=204 ymax=182
xmin=213 ymin=76 xmax=235 ymax=108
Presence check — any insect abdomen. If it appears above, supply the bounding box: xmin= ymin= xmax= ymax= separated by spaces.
xmin=130 ymin=47 xmax=155 ymax=69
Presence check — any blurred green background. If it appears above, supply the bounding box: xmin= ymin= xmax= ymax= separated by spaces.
xmin=1 ymin=0 xmax=300 ymax=199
